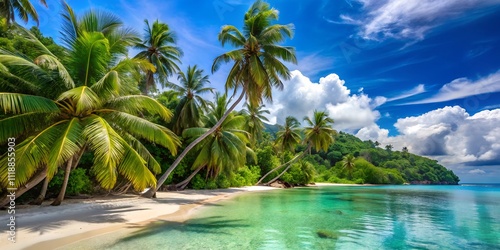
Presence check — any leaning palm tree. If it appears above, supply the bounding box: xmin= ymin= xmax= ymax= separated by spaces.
xmin=264 ymin=111 xmax=336 ymax=185
xmin=135 ymin=19 xmax=182 ymax=95
xmin=240 ymin=103 xmax=270 ymax=146
xmin=0 ymin=4 xmax=180 ymax=206
xmin=341 ymin=154 xmax=356 ymax=180
xmin=256 ymin=116 xmax=301 ymax=184
xmin=142 ymin=0 xmax=296 ymax=198
xmin=168 ymin=65 xmax=214 ymax=135
xmin=0 ymin=0 xmax=47 ymax=26
xmin=174 ymin=93 xmax=255 ymax=190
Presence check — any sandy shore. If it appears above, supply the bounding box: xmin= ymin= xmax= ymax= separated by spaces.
xmin=0 ymin=186 xmax=276 ymax=250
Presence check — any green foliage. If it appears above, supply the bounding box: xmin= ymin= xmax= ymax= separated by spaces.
xmin=49 ymin=168 xmax=93 ymax=196
xmin=135 ymin=19 xmax=182 ymax=94
xmin=227 ymin=165 xmax=261 ymax=187
xmin=168 ymin=65 xmax=213 ymax=134
xmin=296 ymin=131 xmax=459 ymax=185
xmin=212 ymin=0 xmax=296 ymax=107
xmin=0 ymin=8 xmax=180 ymax=196
xmin=256 ymin=145 xmax=281 ymax=182
xmin=189 ymin=165 xmax=260 ymax=189
xmin=281 ymin=161 xmax=315 ymax=185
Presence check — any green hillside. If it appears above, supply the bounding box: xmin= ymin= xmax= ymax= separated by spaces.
xmin=261 ymin=129 xmax=460 ymax=185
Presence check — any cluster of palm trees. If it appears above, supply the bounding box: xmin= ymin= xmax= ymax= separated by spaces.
xmin=257 ymin=112 xmax=337 ymax=185
xmin=0 ymin=0 xmax=338 ymax=205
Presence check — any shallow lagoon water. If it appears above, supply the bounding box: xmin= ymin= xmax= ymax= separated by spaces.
xmin=74 ymin=185 xmax=500 ymax=249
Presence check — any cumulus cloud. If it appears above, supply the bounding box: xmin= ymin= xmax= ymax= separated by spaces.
xmin=356 ymin=106 xmax=500 ymax=167
xmin=405 ymin=71 xmax=500 ymax=105
xmin=266 ymin=70 xmax=382 ymax=131
xmin=345 ymin=0 xmax=500 ymax=40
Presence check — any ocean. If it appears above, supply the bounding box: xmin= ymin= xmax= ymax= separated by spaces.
xmin=70 ymin=184 xmax=500 ymax=249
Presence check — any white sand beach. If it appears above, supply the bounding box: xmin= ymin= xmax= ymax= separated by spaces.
xmin=0 ymin=186 xmax=276 ymax=250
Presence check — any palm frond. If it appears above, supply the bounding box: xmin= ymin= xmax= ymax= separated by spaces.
xmin=117 ymin=142 xmax=156 ymax=191
xmin=57 ymin=86 xmax=101 ymax=115
xmin=0 ymin=53 xmax=42 ymax=70
xmin=121 ymin=133 xmax=162 ymax=174
xmin=105 ymin=95 xmax=173 ymax=122
xmin=47 ymin=118 xmax=84 ymax=178
xmin=0 ymin=121 xmax=65 ymax=187
xmin=83 ymin=115 xmax=124 ymax=190
xmin=68 ymin=31 xmax=110 ymax=86
xmin=103 ymin=111 xmax=180 ymax=155
xmin=0 ymin=112 xmax=55 ymax=144
xmin=91 ymin=70 xmax=120 ymax=97
xmin=0 ymin=93 xmax=59 ymax=114
xmin=60 ymin=1 xmax=79 ymax=48
xmin=34 ymin=55 xmax=75 ymax=89
xmin=218 ymin=25 xmax=245 ymax=47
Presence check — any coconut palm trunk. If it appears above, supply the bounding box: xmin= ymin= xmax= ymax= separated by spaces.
xmin=142 ymin=90 xmax=246 ymax=198
xmin=31 ymin=176 xmax=49 ymax=205
xmin=263 ymin=144 xmax=311 ymax=185
xmin=49 ymin=146 xmax=88 ymax=205
xmin=0 ymin=168 xmax=47 ymax=207
xmin=256 ymin=146 xmax=309 ymax=185
xmin=51 ymin=157 xmax=73 ymax=206
xmin=175 ymin=165 xmax=205 ymax=190
xmin=255 ymin=163 xmax=286 ymax=185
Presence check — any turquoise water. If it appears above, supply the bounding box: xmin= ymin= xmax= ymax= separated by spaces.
xmin=83 ymin=185 xmax=500 ymax=249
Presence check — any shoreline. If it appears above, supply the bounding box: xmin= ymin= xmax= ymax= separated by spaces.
xmin=0 ymin=186 xmax=277 ymax=250
xmin=1 ymin=184 xmax=362 ymax=249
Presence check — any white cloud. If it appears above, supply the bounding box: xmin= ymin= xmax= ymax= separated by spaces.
xmin=356 ymin=124 xmax=389 ymax=143
xmin=266 ymin=70 xmax=383 ymax=131
xmin=347 ymin=0 xmax=500 ymax=40
xmin=356 ymin=106 xmax=500 ymax=167
xmin=406 ymin=71 xmax=500 ymax=104
xmin=468 ymin=169 xmax=486 ymax=175
xmin=387 ymin=84 xmax=425 ymax=102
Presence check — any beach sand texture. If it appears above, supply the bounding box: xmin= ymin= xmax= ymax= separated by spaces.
xmin=0 ymin=186 xmax=276 ymax=250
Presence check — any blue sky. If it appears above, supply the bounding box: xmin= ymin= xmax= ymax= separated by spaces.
xmin=28 ymin=0 xmax=500 ymax=183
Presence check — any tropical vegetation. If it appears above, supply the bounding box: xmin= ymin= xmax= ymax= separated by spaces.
xmin=0 ymin=4 xmax=179 ymax=206
xmin=0 ymin=0 xmax=459 ymax=207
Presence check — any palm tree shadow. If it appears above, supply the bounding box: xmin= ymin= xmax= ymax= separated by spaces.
xmin=151 ymin=197 xmax=224 ymax=207
xmin=18 ymin=205 xmax=148 ymax=235
xmin=117 ymin=216 xmax=249 ymax=243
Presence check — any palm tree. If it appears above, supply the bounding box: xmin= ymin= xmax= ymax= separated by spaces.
xmin=341 ymin=154 xmax=356 ymax=180
xmin=240 ymin=103 xmax=270 ymax=146
xmin=274 ymin=116 xmax=302 ymax=152
xmin=0 ymin=4 xmax=180 ymax=206
xmin=174 ymin=93 xmax=255 ymax=189
xmin=256 ymin=116 xmax=301 ymax=184
xmin=135 ymin=19 xmax=182 ymax=95
xmin=168 ymin=65 xmax=214 ymax=135
xmin=0 ymin=0 xmax=47 ymax=26
xmin=265 ymin=111 xmax=336 ymax=185
xmin=142 ymin=0 xmax=296 ymax=198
